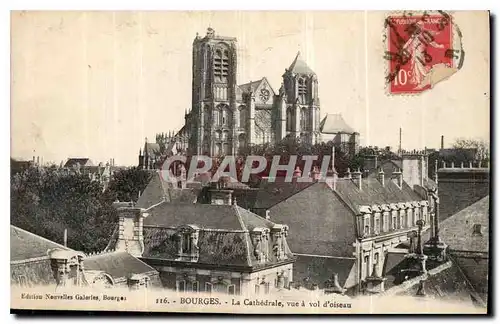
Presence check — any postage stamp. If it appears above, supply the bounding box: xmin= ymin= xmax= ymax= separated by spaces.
xmin=385 ymin=11 xmax=465 ymax=94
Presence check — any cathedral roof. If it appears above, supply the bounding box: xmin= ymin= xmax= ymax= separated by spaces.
xmin=64 ymin=158 xmax=94 ymax=168
xmin=287 ymin=51 xmax=316 ymax=75
xmin=238 ymin=78 xmax=265 ymax=94
xmin=319 ymin=114 xmax=356 ymax=134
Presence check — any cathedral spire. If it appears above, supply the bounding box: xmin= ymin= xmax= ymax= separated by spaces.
xmin=287 ymin=51 xmax=315 ymax=75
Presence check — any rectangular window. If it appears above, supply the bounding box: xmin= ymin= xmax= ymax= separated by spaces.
xmin=205 ymin=282 xmax=212 ymax=294
xmin=228 ymin=285 xmax=236 ymax=295
xmin=375 ymin=217 xmax=380 ymax=234
xmin=177 ymin=280 xmax=186 ymax=292
xmin=363 ymin=216 xmax=370 ymax=236
xmin=392 ymin=211 xmax=398 ymax=230
xmin=255 ymin=285 xmax=260 ymax=294
xmin=364 ymin=255 xmax=370 ymax=278
xmin=264 ymin=283 xmax=270 ymax=294
xmin=192 ymin=281 xmax=199 ymax=292
xmin=383 ymin=212 xmax=389 ymax=232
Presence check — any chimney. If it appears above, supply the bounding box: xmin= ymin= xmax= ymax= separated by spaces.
xmin=345 ymin=168 xmax=352 ymax=179
xmin=440 ymin=135 xmax=444 ymax=150
xmin=326 ymin=273 xmax=346 ymax=295
xmin=48 ymin=249 xmax=85 ymax=288
xmin=265 ymin=210 xmax=271 ymax=220
xmin=378 ymin=167 xmax=385 ymax=187
xmin=208 ymin=181 xmax=234 ymax=205
xmin=115 ymin=206 xmax=148 ymax=257
xmin=352 ymin=168 xmax=362 ymax=190
xmin=393 ymin=168 xmax=403 ymax=188
xmin=63 ymin=229 xmax=68 ymax=247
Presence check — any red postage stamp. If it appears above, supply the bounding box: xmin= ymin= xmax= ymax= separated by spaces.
xmin=385 ymin=11 xmax=464 ymax=94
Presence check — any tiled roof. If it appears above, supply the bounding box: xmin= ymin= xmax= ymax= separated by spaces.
xmin=266 ymin=182 xmax=357 ymax=257
xmin=293 ymin=254 xmax=357 ymax=289
xmin=141 ymin=202 xmax=294 ymax=268
xmin=238 ymin=79 xmax=263 ymax=94
xmin=287 ymin=52 xmax=316 ymax=75
xmin=319 ymin=114 xmax=356 ymax=134
xmin=136 ymin=171 xmax=202 ymax=209
xmin=394 ymin=260 xmax=483 ymax=308
xmin=439 ymin=196 xmax=489 ymax=252
xmin=144 ymin=203 xmax=244 ymax=230
xmin=334 ymin=177 xmax=424 ymax=214
xmin=144 ymin=142 xmax=161 ymax=156
xmin=10 ymin=225 xmax=70 ymax=262
xmin=451 ymin=255 xmax=488 ymax=304
xmin=253 ymin=177 xmax=315 ymax=210
xmin=64 ymin=158 xmax=94 ymax=168
xmin=83 ymin=251 xmax=157 ymax=281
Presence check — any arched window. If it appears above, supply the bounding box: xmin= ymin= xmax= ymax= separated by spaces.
xmin=214 ymin=108 xmax=221 ymax=126
xmin=239 ymin=106 xmax=246 ymax=129
xmin=221 ymin=106 xmax=231 ymax=126
xmin=238 ymin=133 xmax=246 ymax=150
xmin=214 ymin=46 xmax=230 ymax=83
xmin=300 ymin=108 xmax=308 ymax=131
xmin=298 ymin=78 xmax=307 ymax=103
xmin=204 ymin=105 xmax=211 ymax=125
xmin=286 ymin=107 xmax=293 ymax=131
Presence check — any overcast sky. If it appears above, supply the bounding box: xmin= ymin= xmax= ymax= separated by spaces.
xmin=11 ymin=11 xmax=490 ymax=166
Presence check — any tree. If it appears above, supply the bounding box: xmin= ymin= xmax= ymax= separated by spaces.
xmin=452 ymin=138 xmax=490 ymax=162
xmin=11 ymin=166 xmax=118 ymax=253
xmin=106 ymin=167 xmax=153 ymax=202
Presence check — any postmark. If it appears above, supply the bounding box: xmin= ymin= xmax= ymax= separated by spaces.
xmin=384 ymin=10 xmax=465 ymax=95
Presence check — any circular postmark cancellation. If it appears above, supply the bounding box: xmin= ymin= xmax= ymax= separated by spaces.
xmin=384 ymin=10 xmax=465 ymax=95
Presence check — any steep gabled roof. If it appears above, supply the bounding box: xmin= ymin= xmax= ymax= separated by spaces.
xmin=294 ymin=254 xmax=357 ymax=290
xmin=238 ymin=79 xmax=263 ymax=94
xmin=287 ymin=51 xmax=316 ymax=75
xmin=253 ymin=177 xmax=316 ymax=210
xmin=84 ymin=251 xmax=157 ymax=282
xmin=439 ymin=196 xmax=489 ymax=253
xmin=144 ymin=142 xmax=161 ymax=156
xmin=334 ymin=177 xmax=424 ymax=214
xmin=141 ymin=202 xmax=295 ymax=268
xmin=319 ymin=114 xmax=356 ymax=134
xmin=10 ymin=225 xmax=70 ymax=262
xmin=64 ymin=158 xmax=94 ymax=168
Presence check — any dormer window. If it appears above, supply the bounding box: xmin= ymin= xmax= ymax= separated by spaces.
xmin=363 ymin=215 xmax=371 ymax=236
xmin=176 ymin=225 xmax=200 ymax=262
xmin=472 ymin=224 xmax=483 ymax=236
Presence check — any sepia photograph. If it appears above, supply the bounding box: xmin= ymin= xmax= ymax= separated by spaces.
xmin=9 ymin=9 xmax=490 ymax=315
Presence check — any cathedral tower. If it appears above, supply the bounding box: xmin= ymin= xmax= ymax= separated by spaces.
xmin=191 ymin=28 xmax=239 ymax=156
xmin=280 ymin=52 xmax=320 ymax=144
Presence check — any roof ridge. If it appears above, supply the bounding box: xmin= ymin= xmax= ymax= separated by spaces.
xmin=233 ymin=205 xmax=248 ymax=232
xmin=295 ymin=253 xmax=356 ymax=260
xmin=11 ymin=225 xmax=70 ymax=252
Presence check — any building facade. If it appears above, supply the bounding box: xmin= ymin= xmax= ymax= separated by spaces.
xmin=138 ymin=27 xmax=359 ymax=164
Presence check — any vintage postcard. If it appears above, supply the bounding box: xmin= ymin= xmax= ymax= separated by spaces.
xmin=10 ymin=10 xmax=490 ymax=315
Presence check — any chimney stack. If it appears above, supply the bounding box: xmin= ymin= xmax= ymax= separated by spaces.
xmin=63 ymin=229 xmax=68 ymax=247
xmin=378 ymin=167 xmax=385 ymax=187
xmin=265 ymin=210 xmax=271 ymax=220
xmin=115 ymin=207 xmax=149 ymax=257
xmin=393 ymin=168 xmax=403 ymax=188
xmin=440 ymin=135 xmax=444 ymax=150
xmin=352 ymin=168 xmax=362 ymax=190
